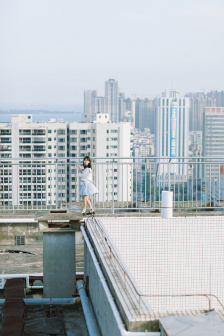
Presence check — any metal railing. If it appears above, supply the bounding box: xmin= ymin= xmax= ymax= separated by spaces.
xmin=0 ymin=156 xmax=224 ymax=212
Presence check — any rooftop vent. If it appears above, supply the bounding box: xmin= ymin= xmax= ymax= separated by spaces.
xmin=14 ymin=235 xmax=26 ymax=246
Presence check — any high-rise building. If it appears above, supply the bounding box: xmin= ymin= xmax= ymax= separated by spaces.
xmin=125 ymin=97 xmax=136 ymax=128
xmin=119 ymin=93 xmax=125 ymax=122
xmin=185 ymin=90 xmax=224 ymax=132
xmin=207 ymin=90 xmax=224 ymax=107
xmin=203 ymin=107 xmax=224 ymax=161
xmin=93 ymin=96 xmax=105 ymax=115
xmin=135 ymin=98 xmax=154 ymax=132
xmin=83 ymin=90 xmax=105 ymax=122
xmin=119 ymin=95 xmax=136 ymax=127
xmin=155 ymin=89 xmax=189 ymax=178
xmin=83 ymin=90 xmax=98 ymax=122
xmin=202 ymin=107 xmax=224 ymax=199
xmin=0 ymin=114 xmax=132 ymax=208
xmin=105 ymin=79 xmax=119 ymax=122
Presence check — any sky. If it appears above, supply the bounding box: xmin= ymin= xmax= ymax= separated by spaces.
xmin=0 ymin=0 xmax=224 ymax=111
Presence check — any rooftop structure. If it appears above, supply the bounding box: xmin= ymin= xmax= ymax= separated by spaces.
xmin=1 ymin=209 xmax=224 ymax=335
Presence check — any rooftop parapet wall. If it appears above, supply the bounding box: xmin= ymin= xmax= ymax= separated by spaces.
xmin=84 ymin=217 xmax=154 ymax=332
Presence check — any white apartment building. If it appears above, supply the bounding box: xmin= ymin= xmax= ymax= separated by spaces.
xmin=155 ymin=89 xmax=189 ymax=180
xmin=93 ymin=113 xmax=132 ymax=204
xmin=0 ymin=114 xmax=132 ymax=208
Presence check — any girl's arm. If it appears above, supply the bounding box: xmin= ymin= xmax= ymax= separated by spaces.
xmin=77 ymin=165 xmax=82 ymax=172
xmin=79 ymin=168 xmax=91 ymax=178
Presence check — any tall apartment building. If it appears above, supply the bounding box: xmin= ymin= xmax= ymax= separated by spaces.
xmin=207 ymin=90 xmax=224 ymax=107
xmin=155 ymin=89 xmax=189 ymax=178
xmin=202 ymin=107 xmax=224 ymax=199
xmin=203 ymin=107 xmax=224 ymax=158
xmin=0 ymin=114 xmax=132 ymax=208
xmin=83 ymin=90 xmax=97 ymax=122
xmin=119 ymin=95 xmax=136 ymax=127
xmin=84 ymin=79 xmax=129 ymax=124
xmin=83 ymin=90 xmax=105 ymax=122
xmin=105 ymin=79 xmax=119 ymax=122
xmin=135 ymin=98 xmax=154 ymax=132
xmin=125 ymin=97 xmax=136 ymax=127
xmin=119 ymin=93 xmax=125 ymax=122
xmin=185 ymin=90 xmax=224 ymax=132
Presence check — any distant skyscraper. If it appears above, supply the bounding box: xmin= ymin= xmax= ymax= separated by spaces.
xmin=105 ymin=79 xmax=119 ymax=122
xmin=186 ymin=92 xmax=207 ymax=132
xmin=155 ymin=89 xmax=189 ymax=177
xmin=119 ymin=93 xmax=125 ymax=122
xmin=202 ymin=107 xmax=224 ymax=198
xmin=92 ymin=96 xmax=105 ymax=115
xmin=203 ymin=107 xmax=224 ymax=159
xmin=120 ymin=97 xmax=136 ymax=127
xmin=83 ymin=90 xmax=105 ymax=122
xmin=185 ymin=90 xmax=224 ymax=132
xmin=207 ymin=90 xmax=224 ymax=106
xmin=83 ymin=90 xmax=98 ymax=122
xmin=135 ymin=98 xmax=154 ymax=132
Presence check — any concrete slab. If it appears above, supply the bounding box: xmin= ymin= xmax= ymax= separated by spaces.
xmin=159 ymin=310 xmax=224 ymax=336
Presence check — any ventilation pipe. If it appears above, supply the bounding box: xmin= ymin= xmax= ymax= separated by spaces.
xmin=161 ymin=191 xmax=173 ymax=218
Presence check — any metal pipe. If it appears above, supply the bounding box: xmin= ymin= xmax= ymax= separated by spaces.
xmin=0 ymin=272 xmax=83 ymax=290
xmin=80 ymin=225 xmax=160 ymax=336
xmin=77 ymin=281 xmax=99 ymax=336
xmin=0 ymin=298 xmax=79 ymax=306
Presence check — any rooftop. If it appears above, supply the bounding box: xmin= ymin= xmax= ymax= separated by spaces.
xmin=1 ymin=210 xmax=224 ymax=335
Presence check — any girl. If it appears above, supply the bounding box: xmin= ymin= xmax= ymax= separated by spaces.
xmin=77 ymin=156 xmax=98 ymax=215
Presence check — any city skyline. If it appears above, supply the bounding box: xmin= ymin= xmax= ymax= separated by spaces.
xmin=0 ymin=0 xmax=224 ymax=109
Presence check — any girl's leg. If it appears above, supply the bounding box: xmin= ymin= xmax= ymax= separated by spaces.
xmin=86 ymin=197 xmax=94 ymax=213
xmin=82 ymin=195 xmax=88 ymax=213
xmin=86 ymin=197 xmax=92 ymax=209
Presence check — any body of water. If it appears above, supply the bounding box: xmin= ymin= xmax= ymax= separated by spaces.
xmin=0 ymin=111 xmax=82 ymax=123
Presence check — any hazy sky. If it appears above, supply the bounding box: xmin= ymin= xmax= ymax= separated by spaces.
xmin=0 ymin=0 xmax=224 ymax=110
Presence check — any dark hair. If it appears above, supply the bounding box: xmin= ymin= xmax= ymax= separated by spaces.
xmin=83 ymin=156 xmax=91 ymax=168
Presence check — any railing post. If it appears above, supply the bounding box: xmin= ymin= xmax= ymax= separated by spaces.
xmin=112 ymin=158 xmax=115 ymax=214
xmin=55 ymin=159 xmax=58 ymax=209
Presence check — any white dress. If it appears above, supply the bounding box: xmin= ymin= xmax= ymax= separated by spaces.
xmin=79 ymin=168 xmax=99 ymax=196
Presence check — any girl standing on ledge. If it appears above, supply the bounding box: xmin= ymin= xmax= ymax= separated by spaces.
xmin=77 ymin=156 xmax=98 ymax=215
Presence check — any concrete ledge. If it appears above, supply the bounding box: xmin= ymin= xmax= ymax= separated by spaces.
xmin=37 ymin=210 xmax=82 ymax=232
xmin=0 ymin=219 xmax=38 ymax=223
